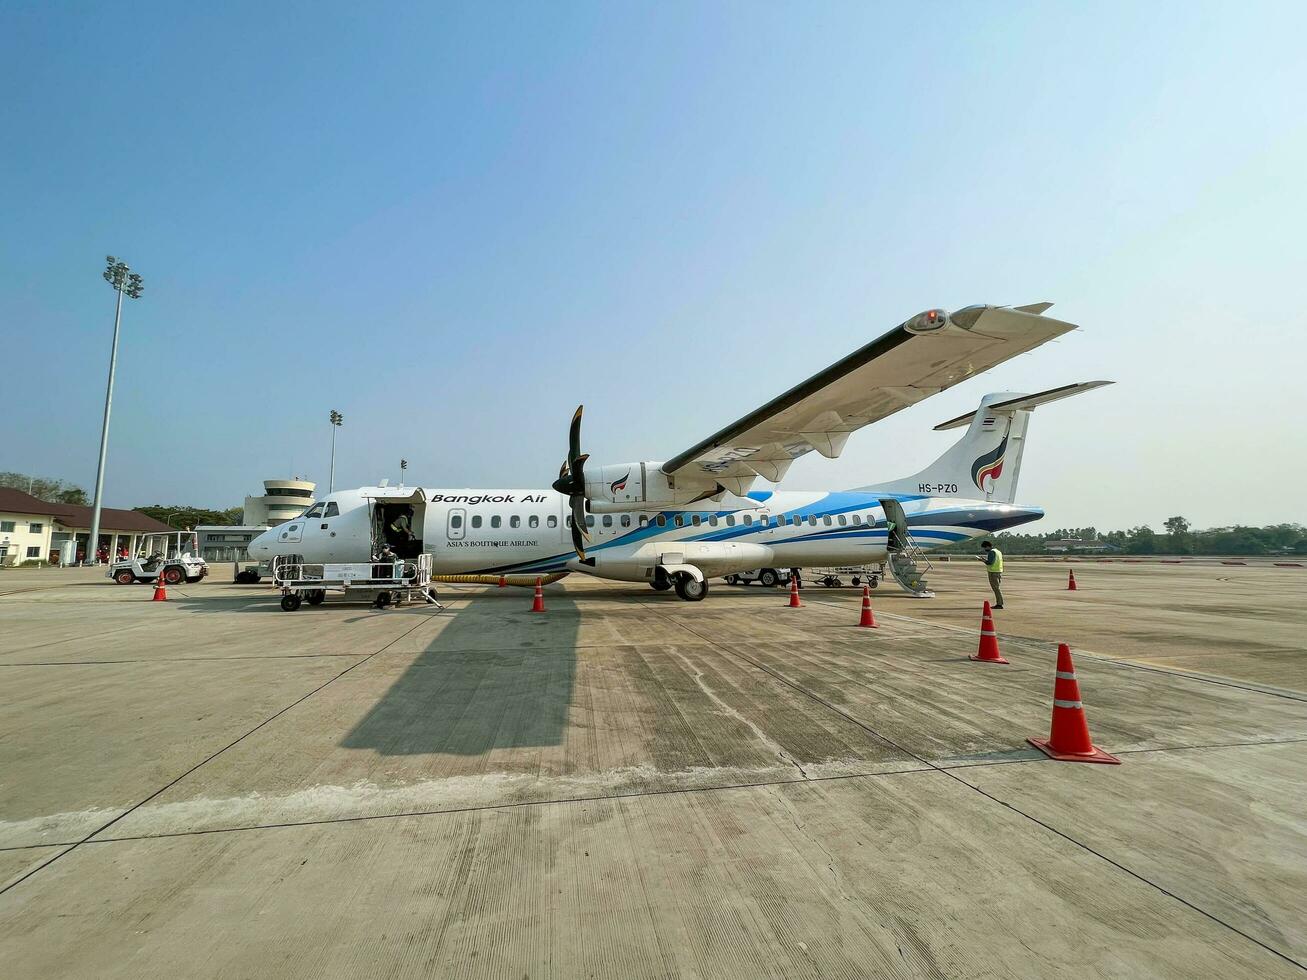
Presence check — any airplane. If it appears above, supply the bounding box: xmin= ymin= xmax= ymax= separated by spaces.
xmin=247 ymin=303 xmax=1110 ymax=600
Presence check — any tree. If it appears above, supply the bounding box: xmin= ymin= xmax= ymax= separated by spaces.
xmin=134 ymin=504 xmax=245 ymax=528
xmin=1125 ymin=526 xmax=1157 ymax=554
xmin=0 ymin=472 xmax=89 ymax=505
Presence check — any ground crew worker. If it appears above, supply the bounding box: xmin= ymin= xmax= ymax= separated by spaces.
xmin=388 ymin=508 xmax=414 ymax=546
xmin=976 ymin=540 xmax=1004 ymax=609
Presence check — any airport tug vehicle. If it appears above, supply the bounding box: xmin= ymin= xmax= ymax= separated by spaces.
xmin=108 ymin=532 xmax=208 ymax=585
xmin=271 ymin=554 xmax=439 ymax=611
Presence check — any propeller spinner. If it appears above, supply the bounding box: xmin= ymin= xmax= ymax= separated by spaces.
xmin=550 ymin=405 xmax=590 ymax=559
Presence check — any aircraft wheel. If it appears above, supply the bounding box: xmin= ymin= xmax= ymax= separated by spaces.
xmin=280 ymin=594 xmax=302 ymax=612
xmin=758 ymin=569 xmax=780 ymax=588
xmin=650 ymin=579 xmax=673 ymax=592
xmin=674 ymin=575 xmax=708 ymax=601
xmin=306 ymin=589 xmax=326 ymax=606
xmin=114 ymin=570 xmax=134 ymax=585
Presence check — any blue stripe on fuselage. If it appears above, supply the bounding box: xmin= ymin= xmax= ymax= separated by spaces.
xmin=466 ymin=493 xmax=1041 ymax=575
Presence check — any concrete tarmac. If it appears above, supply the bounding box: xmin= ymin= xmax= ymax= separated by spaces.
xmin=1 ymin=561 xmax=1304 ymax=977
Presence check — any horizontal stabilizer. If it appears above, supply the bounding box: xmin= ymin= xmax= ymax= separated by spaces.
xmin=933 ymin=381 xmax=1113 ymax=431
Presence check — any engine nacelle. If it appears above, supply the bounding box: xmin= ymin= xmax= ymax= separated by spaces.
xmin=585 ymin=462 xmax=719 ymax=513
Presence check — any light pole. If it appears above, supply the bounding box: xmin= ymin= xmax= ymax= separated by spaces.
xmin=328 ymin=410 xmax=343 ymax=492
xmin=400 ymin=458 xmax=407 ymax=486
xmin=88 ymin=256 xmax=144 ymax=564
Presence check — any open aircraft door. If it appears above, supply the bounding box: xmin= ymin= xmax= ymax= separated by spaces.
xmin=878 ymin=496 xmax=933 ymax=597
xmin=363 ymin=486 xmax=428 ymax=559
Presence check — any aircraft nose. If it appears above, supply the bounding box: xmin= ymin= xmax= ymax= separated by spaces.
xmin=247 ymin=530 xmax=269 ymax=557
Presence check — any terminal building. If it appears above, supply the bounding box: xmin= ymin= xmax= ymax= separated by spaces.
xmin=0 ymin=488 xmax=174 ymax=566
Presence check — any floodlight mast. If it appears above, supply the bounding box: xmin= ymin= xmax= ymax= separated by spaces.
xmin=87 ymin=256 xmax=143 ymax=564
xmin=328 ymin=410 xmax=343 ymax=493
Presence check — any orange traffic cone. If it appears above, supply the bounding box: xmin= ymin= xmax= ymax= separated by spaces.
xmin=151 ymin=576 xmax=168 ymax=602
xmin=858 ymin=585 xmax=877 ymax=627
xmin=498 ymin=574 xmax=507 ymax=588
xmin=530 ymin=577 xmax=545 ymax=613
xmin=1067 ymin=569 xmax=1078 ymax=591
xmin=1028 ymin=644 xmax=1120 ymax=764
xmin=970 ymin=601 xmax=1008 ymax=663
xmin=787 ymin=576 xmax=802 ymax=608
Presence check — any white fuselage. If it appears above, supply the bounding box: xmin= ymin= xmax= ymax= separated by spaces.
xmin=247 ymin=486 xmax=1042 ymax=582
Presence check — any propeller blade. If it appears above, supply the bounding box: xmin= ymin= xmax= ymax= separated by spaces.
xmin=570 ymin=517 xmax=587 ymax=560
xmin=571 ymin=495 xmax=589 ymax=541
xmin=568 ymin=405 xmax=584 ymax=466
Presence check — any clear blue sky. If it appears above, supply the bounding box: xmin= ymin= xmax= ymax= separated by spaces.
xmin=3 ymin=2 xmax=1304 ymax=530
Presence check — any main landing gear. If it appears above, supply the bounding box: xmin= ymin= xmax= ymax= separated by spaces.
xmin=673 ymin=575 xmax=708 ymax=602
xmin=651 ymin=569 xmax=708 ymax=601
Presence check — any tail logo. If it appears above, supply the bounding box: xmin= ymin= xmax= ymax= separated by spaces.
xmin=971 ymin=436 xmax=1007 ymax=492
xmin=610 ymin=471 xmax=630 ymax=494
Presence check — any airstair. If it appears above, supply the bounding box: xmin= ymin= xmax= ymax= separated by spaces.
xmin=879 ymin=498 xmax=935 ymax=598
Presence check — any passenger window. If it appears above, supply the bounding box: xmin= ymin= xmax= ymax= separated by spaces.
xmin=838 ymin=515 xmax=847 ymax=526
xmin=709 ymin=516 xmax=718 ymax=526
xmin=449 ymin=516 xmax=461 ymax=530
xmin=603 ymin=515 xmax=612 ymax=528
xmin=585 ymin=515 xmax=595 ymax=528
xmin=548 ymin=515 xmax=558 ymax=528
xmin=656 ymin=515 xmax=666 ymax=527
xmin=793 ymin=515 xmax=802 ymax=526
xmin=743 ymin=515 xmax=753 ymax=526
xmin=691 ymin=515 xmax=701 ymax=526
xmin=304 ymin=503 xmax=325 ymax=518
xmin=852 ymin=514 xmax=862 ymax=525
xmin=639 ymin=515 xmax=648 ymax=527
xmin=509 ymin=515 xmax=519 ymax=528
xmin=674 ymin=515 xmax=684 ymax=527
xmin=726 ymin=515 xmax=736 ymax=526
xmin=529 ymin=515 xmax=539 ymax=528
xmin=621 ymin=514 xmax=631 ymax=527
xmin=324 ymin=502 xmax=339 ymax=518
xmin=491 ymin=516 xmax=502 ymax=529
xmin=823 ymin=516 xmax=832 ymax=526
xmin=565 ymin=516 xmax=571 ymax=528
xmin=472 ymin=515 xmax=482 ymax=528
xmin=809 ymin=516 xmax=817 ymax=526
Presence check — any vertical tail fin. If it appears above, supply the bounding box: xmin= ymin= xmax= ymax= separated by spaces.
xmin=861 ymin=381 xmax=1111 ymax=504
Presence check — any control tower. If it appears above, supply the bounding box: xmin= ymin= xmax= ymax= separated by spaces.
xmin=242 ymin=478 xmax=315 ymax=527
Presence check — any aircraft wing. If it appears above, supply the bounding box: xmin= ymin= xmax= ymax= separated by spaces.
xmin=662 ymin=304 xmax=1077 ymax=488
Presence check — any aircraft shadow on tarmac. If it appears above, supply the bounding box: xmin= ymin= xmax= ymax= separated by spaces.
xmin=340 ymin=595 xmax=580 ymax=756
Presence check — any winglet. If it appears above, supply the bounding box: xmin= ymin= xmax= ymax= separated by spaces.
xmin=1013 ymin=302 xmax=1054 ymax=315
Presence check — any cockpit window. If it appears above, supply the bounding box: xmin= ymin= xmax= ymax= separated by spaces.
xmin=323 ymin=502 xmax=339 ymax=518
xmin=303 ymin=503 xmax=325 ymax=518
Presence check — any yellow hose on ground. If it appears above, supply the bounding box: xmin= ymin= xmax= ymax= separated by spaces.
xmin=430 ymin=572 xmax=569 ymax=587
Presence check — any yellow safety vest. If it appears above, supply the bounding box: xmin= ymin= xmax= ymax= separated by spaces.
xmin=988 ymin=548 xmax=1004 ymax=573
